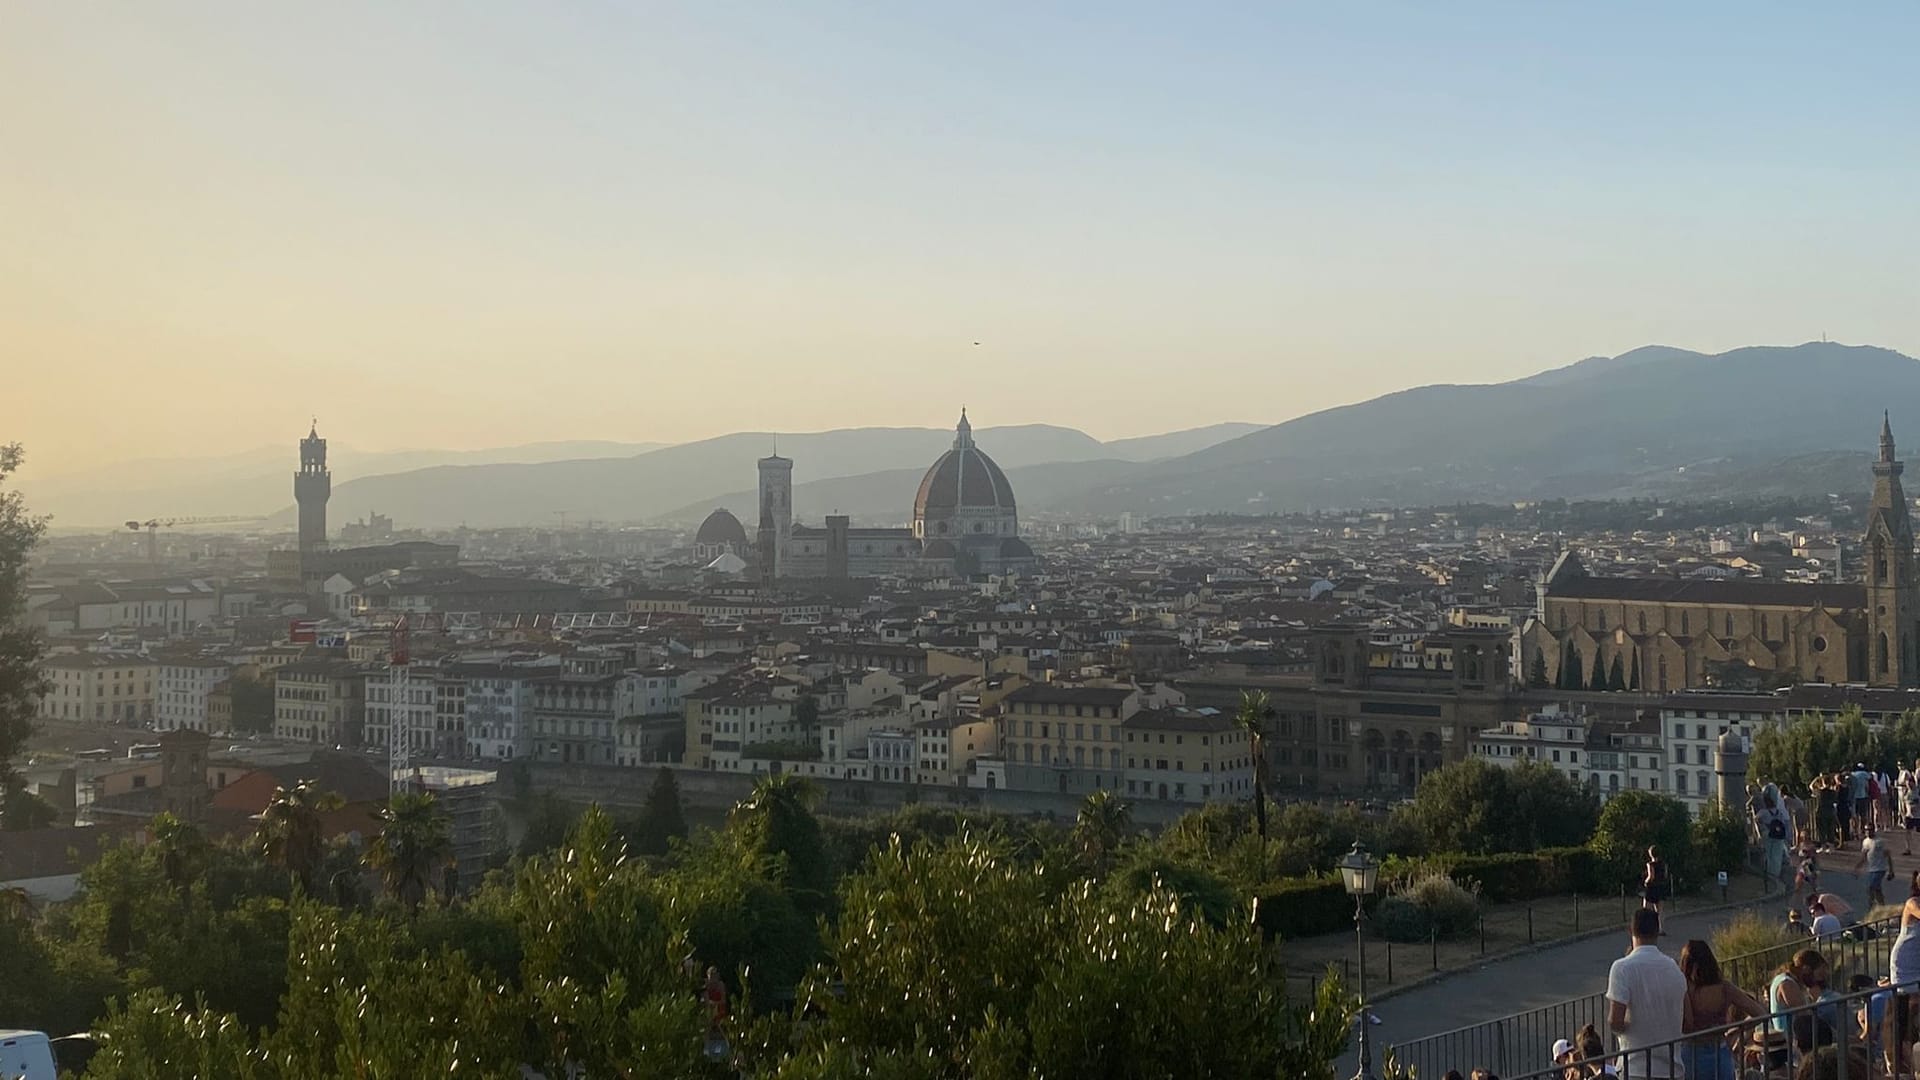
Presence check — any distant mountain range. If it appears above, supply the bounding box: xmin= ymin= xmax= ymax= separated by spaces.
xmin=29 ymin=342 xmax=1920 ymax=530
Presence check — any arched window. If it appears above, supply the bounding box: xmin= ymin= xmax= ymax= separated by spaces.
xmin=1725 ymin=613 xmax=1734 ymax=638
xmin=1597 ymin=610 xmax=1607 ymax=631
xmin=1638 ymin=612 xmax=1647 ymax=634
xmin=1681 ymin=612 xmax=1690 ymax=636
xmin=1880 ymin=632 xmax=1891 ymax=674
xmin=1658 ymin=655 xmax=1670 ymax=692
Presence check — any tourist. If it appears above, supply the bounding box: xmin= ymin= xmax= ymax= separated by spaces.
xmin=1847 ymin=973 xmax=1890 ymax=1063
xmin=1767 ymin=948 xmax=1825 ymax=1064
xmin=1572 ymin=1024 xmax=1617 ymax=1077
xmin=1606 ymin=908 xmax=1687 ymax=1078
xmin=1890 ymin=871 xmax=1920 ymax=990
xmin=1851 ymin=764 xmax=1873 ymax=840
xmin=1794 ymin=838 xmax=1821 ymax=907
xmin=1854 ymin=822 xmax=1893 ymax=908
xmin=1757 ymin=785 xmax=1793 ymax=884
xmin=1678 ymin=939 xmax=1763 ymax=1080
xmin=1808 ymin=901 xmax=1843 ymax=939
xmin=1812 ymin=774 xmax=1839 ymax=849
xmin=1793 ymin=1045 xmax=1873 ymax=1080
xmin=1642 ymin=844 xmax=1669 ymax=913
xmin=1834 ymin=772 xmax=1855 ymax=845
xmin=1786 ymin=908 xmax=1811 ymax=937
xmin=1902 ymin=760 xmax=1920 ymax=856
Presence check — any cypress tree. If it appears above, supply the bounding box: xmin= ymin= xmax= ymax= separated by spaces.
xmin=1589 ymin=648 xmax=1607 ymax=691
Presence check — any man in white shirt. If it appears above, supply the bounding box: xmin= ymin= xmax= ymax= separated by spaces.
xmin=1809 ymin=900 xmax=1844 ymax=939
xmin=1607 ymin=908 xmax=1688 ymax=1078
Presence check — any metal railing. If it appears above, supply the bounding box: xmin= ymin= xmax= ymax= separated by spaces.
xmin=1506 ymin=981 xmax=1909 ymax=1080
xmin=1387 ymin=915 xmax=1900 ymax=1079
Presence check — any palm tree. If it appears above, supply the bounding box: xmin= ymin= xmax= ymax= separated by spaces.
xmin=729 ymin=772 xmax=830 ymax=914
xmin=149 ymin=811 xmax=204 ymax=896
xmin=1235 ymin=691 xmax=1273 ymax=840
xmin=364 ymin=790 xmax=453 ymax=909
xmin=1072 ymin=789 xmax=1133 ymax=872
xmin=254 ymin=778 xmax=343 ymax=893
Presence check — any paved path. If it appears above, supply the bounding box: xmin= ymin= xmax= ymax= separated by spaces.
xmin=1336 ymin=855 xmax=1888 ymax=1076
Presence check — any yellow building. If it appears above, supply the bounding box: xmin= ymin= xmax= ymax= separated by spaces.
xmin=1121 ymin=709 xmax=1254 ymax=805
xmin=998 ymin=683 xmax=1139 ymax=794
xmin=37 ymin=652 xmax=157 ymax=725
xmin=273 ymin=659 xmax=368 ymax=746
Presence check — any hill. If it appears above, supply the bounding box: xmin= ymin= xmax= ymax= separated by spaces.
xmin=1052 ymin=342 xmax=1920 ymax=516
xmin=25 ymin=440 xmax=666 ymax=527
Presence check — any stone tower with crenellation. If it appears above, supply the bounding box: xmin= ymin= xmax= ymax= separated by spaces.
xmin=295 ymin=421 xmax=331 ymax=562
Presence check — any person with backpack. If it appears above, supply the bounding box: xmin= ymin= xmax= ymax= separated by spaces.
xmin=1757 ymin=785 xmax=1794 ymax=886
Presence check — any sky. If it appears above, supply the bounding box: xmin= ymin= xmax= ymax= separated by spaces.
xmin=6 ymin=2 xmax=1919 ymax=483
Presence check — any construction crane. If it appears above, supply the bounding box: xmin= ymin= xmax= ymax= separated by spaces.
xmin=124 ymin=515 xmax=265 ymax=564
xmin=387 ymin=614 xmax=414 ymax=795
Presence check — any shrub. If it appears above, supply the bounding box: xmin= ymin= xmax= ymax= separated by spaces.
xmin=1592 ymin=790 xmax=1695 ymax=890
xmin=1711 ymin=912 xmax=1804 ymax=993
xmin=1691 ymin=802 xmax=1749 ymax=878
xmin=1251 ymin=876 xmax=1355 ymax=939
xmin=1374 ymin=872 xmax=1479 ymax=943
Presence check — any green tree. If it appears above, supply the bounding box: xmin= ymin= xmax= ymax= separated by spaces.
xmin=0 ymin=444 xmax=46 ymax=828
xmin=794 ymin=694 xmax=819 ymax=727
xmin=253 ymin=779 xmax=344 ymax=894
xmin=363 ymin=791 xmax=452 ymax=910
xmin=729 ymin=772 xmax=832 ymax=917
xmin=1527 ymin=648 xmax=1549 ymax=689
xmin=1399 ymin=759 xmax=1597 ymax=854
xmin=150 ymin=811 xmax=207 ymax=896
xmin=1235 ymin=691 xmax=1272 ymax=839
xmin=228 ymin=675 xmax=277 ymax=735
xmin=1589 ymin=649 xmax=1607 ymax=691
xmin=1071 ymin=788 xmax=1133 ymax=874
xmin=1628 ymin=649 xmax=1641 ymax=691
xmin=630 ymin=767 xmax=689 ymax=857
xmin=1692 ymin=800 xmax=1748 ymax=877
xmin=1592 ymin=790 xmax=1695 ymax=887
xmin=1608 ymin=653 xmax=1626 ymax=691
xmin=2 ymin=780 xmax=57 ymax=830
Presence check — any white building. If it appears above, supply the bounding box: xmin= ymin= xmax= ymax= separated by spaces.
xmin=1660 ymin=691 xmax=1778 ymax=815
xmin=364 ymin=665 xmax=438 ymax=761
xmin=463 ymin=669 xmax=536 ymax=760
xmin=1468 ymin=704 xmax=1591 ymax=787
xmin=154 ymin=657 xmax=232 ymax=733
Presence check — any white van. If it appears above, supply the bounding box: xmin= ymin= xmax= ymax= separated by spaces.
xmin=0 ymin=1030 xmax=56 ymax=1080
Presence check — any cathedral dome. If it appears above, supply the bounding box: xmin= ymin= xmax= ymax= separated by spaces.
xmin=913 ymin=410 xmax=1016 ymax=520
xmin=695 ymin=508 xmax=748 ymax=547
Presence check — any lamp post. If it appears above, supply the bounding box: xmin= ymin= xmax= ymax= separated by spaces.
xmin=1339 ymin=840 xmax=1381 ymax=1080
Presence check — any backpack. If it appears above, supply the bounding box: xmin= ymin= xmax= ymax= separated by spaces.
xmin=1870 ymin=777 xmax=1882 ymax=800
xmin=1768 ymin=816 xmax=1789 ymax=840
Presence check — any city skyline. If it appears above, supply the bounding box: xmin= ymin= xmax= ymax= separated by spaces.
xmin=9 ymin=2 xmax=1920 ymax=478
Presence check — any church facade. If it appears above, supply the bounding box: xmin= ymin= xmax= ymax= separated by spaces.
xmin=1520 ymin=417 xmax=1916 ymax=693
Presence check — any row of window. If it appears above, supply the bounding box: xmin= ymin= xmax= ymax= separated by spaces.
xmin=1565 ymin=607 xmax=1763 ymax=640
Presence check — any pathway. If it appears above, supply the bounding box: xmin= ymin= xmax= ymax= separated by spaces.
xmin=1336 ymin=849 xmax=1891 ymax=1076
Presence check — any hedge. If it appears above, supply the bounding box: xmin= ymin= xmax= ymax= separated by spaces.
xmin=1252 ymin=876 xmax=1356 ymax=939
xmin=1382 ymin=847 xmax=1608 ymax=903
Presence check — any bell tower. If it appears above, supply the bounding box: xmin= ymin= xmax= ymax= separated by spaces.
xmin=1865 ymin=412 xmax=1917 ymax=687
xmin=295 ymin=421 xmax=331 ymax=559
xmin=756 ymin=448 xmax=792 ymax=584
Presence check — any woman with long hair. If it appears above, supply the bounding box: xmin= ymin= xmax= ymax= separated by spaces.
xmin=1680 ymin=940 xmax=1764 ymax=1080
xmin=1890 ymin=871 xmax=1920 ymax=989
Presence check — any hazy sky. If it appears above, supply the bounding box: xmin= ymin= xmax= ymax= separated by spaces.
xmin=7 ymin=2 xmax=1918 ymax=481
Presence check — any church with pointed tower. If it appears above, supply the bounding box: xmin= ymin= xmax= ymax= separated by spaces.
xmin=1521 ymin=417 xmax=1916 ymax=693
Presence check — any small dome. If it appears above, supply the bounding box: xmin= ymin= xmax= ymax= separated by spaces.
xmin=998 ymin=537 xmax=1034 ymax=559
xmin=923 ymin=539 xmax=957 ymax=559
xmin=914 ymin=410 xmax=1016 ymax=519
xmin=696 ymin=508 xmax=748 ymax=546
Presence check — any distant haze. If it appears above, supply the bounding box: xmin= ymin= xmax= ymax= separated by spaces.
xmin=8 ymin=6 xmax=1920 ymax=482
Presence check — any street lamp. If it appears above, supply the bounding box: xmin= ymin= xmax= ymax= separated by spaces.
xmin=1339 ymin=840 xmax=1381 ymax=1080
